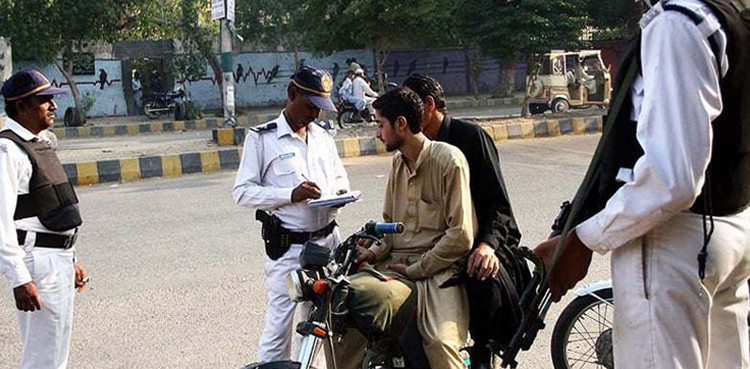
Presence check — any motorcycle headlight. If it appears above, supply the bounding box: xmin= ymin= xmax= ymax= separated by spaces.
xmin=286 ymin=269 xmax=315 ymax=302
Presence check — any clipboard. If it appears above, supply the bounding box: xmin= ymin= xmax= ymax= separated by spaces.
xmin=308 ymin=190 xmax=362 ymax=208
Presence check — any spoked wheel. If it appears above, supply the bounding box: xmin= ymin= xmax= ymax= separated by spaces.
xmin=143 ymin=101 xmax=161 ymax=119
xmin=551 ymin=288 xmax=614 ymax=369
xmin=337 ymin=109 xmax=360 ymax=129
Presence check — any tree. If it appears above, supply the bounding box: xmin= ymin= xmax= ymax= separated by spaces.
xmin=234 ymin=0 xmax=307 ymax=66
xmin=587 ymin=0 xmax=642 ymax=41
xmin=291 ymin=0 xmax=454 ymax=90
xmin=0 ymin=0 xmax=165 ymax=123
xmin=456 ymin=0 xmax=589 ymax=98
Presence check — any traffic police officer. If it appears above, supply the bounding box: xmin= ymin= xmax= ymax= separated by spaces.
xmin=233 ymin=65 xmax=350 ymax=363
xmin=535 ymin=1 xmax=750 ymax=368
xmin=1 ymin=68 xmax=87 ymax=369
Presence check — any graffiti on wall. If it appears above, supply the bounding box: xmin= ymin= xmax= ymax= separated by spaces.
xmin=15 ymin=59 xmax=125 ymax=117
xmin=382 ymin=48 xmax=526 ymax=95
xmin=182 ymin=49 xmax=375 ymax=110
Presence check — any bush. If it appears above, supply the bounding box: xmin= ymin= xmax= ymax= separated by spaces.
xmin=185 ymin=101 xmax=203 ymax=120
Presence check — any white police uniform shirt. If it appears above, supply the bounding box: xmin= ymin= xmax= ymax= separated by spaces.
xmin=1 ymin=117 xmax=77 ymax=369
xmin=0 ymin=118 xmax=75 ymax=288
xmin=576 ymin=0 xmax=729 ymax=252
xmin=233 ymin=111 xmax=350 ymax=232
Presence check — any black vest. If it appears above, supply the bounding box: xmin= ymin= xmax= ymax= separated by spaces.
xmin=0 ymin=130 xmax=82 ymax=231
xmin=576 ymin=0 xmax=750 ymax=225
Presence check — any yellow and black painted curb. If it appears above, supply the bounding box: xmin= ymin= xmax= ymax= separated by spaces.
xmin=63 ymin=115 xmax=602 ymax=186
xmin=49 ymin=98 xmax=523 ymax=140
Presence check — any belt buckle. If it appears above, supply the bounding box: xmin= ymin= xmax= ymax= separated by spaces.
xmin=64 ymin=230 xmax=79 ymax=249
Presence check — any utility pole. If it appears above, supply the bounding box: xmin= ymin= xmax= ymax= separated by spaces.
xmin=220 ymin=20 xmax=235 ymax=127
xmin=213 ymin=0 xmax=236 ymax=127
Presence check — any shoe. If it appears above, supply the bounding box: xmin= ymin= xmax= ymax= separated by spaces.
xmin=471 ymin=345 xmax=493 ymax=369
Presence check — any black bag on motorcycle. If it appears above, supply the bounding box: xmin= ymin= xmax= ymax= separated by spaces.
xmin=465 ymin=245 xmax=532 ymax=350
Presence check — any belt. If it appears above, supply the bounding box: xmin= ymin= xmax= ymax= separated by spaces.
xmin=17 ymin=229 xmax=78 ymax=250
xmin=283 ymin=221 xmax=337 ymax=245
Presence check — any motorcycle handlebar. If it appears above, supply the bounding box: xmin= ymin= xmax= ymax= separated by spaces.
xmin=364 ymin=222 xmax=405 ymax=236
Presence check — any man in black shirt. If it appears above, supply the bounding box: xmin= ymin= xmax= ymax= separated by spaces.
xmin=403 ymin=74 xmax=529 ymax=369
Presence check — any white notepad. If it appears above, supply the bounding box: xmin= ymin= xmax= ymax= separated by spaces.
xmin=308 ymin=190 xmax=362 ymax=208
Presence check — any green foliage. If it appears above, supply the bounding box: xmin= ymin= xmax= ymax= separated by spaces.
xmin=587 ymin=0 xmax=642 ymax=41
xmin=456 ymin=0 xmax=590 ymax=64
xmin=185 ymin=101 xmax=203 ymax=120
xmin=81 ymin=92 xmax=96 ymax=117
xmin=297 ymin=0 xmax=454 ymax=55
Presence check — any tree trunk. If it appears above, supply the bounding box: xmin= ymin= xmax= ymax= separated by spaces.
xmin=202 ymin=47 xmax=223 ymax=108
xmin=497 ymin=62 xmax=516 ymax=98
xmin=375 ymin=48 xmax=389 ymax=93
xmin=56 ymin=59 xmax=84 ymax=124
xmin=294 ymin=43 xmax=300 ymax=71
xmin=464 ymin=48 xmax=481 ymax=99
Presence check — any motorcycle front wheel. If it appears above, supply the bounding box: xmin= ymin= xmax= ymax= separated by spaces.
xmin=143 ymin=101 xmax=161 ymax=119
xmin=551 ymin=288 xmax=614 ymax=369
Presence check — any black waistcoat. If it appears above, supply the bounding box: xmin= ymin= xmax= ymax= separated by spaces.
xmin=575 ymin=0 xmax=750 ymax=225
xmin=0 ymin=129 xmax=82 ymax=231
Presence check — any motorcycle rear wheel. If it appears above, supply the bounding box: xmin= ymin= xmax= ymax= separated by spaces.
xmin=143 ymin=101 xmax=161 ymax=119
xmin=551 ymin=288 xmax=614 ymax=369
xmin=242 ymin=360 xmax=311 ymax=369
xmin=337 ymin=109 xmax=361 ymax=129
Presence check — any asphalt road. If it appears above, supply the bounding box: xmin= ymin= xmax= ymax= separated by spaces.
xmin=55 ymin=105 xmax=525 ymax=163
xmin=0 ymin=134 xmax=608 ymax=369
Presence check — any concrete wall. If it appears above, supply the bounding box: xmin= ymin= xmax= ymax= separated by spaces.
xmin=181 ymin=49 xmax=374 ymax=110
xmin=0 ymin=38 xmax=11 ymax=116
xmin=5 ymin=47 xmax=534 ymax=118
xmin=382 ymin=48 xmax=527 ymax=95
xmin=15 ymin=59 xmax=126 ymax=118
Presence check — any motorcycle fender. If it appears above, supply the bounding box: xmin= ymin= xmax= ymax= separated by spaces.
xmin=573 ymin=279 xmax=612 ymax=297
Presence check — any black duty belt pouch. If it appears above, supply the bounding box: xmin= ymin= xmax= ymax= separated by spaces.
xmin=255 ymin=210 xmax=290 ymax=260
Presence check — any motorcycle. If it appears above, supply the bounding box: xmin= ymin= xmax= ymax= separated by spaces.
xmin=336 ymin=98 xmax=376 ymax=129
xmin=142 ymin=88 xmax=187 ymax=120
xmin=242 ymin=220 xmax=470 ymax=369
xmin=550 ymin=280 xmax=614 ymax=369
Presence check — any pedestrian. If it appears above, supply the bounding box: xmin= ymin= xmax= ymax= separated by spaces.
xmin=534 ymin=1 xmax=750 ymax=368
xmin=233 ymin=65 xmax=350 ymax=363
xmin=132 ymin=70 xmax=143 ymax=109
xmin=0 ymin=68 xmax=88 ymax=369
xmin=404 ymin=74 xmax=529 ymax=369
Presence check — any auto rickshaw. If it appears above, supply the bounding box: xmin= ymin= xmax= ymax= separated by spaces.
xmin=527 ymin=50 xmax=611 ymax=114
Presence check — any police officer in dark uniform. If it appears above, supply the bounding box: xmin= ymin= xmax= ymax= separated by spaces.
xmin=1 ymin=68 xmax=87 ymax=369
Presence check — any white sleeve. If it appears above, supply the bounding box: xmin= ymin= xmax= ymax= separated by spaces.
xmin=232 ymin=133 xmax=294 ymax=210
xmin=0 ymin=141 xmax=32 ymax=288
xmin=577 ymin=11 xmax=723 ymax=253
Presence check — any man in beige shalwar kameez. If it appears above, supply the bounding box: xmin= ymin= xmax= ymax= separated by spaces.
xmin=333 ymin=87 xmax=473 ymax=369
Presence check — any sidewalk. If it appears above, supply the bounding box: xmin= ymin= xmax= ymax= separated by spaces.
xmin=58 ymin=110 xmax=605 ymax=186
xmin=51 ymin=94 xmax=525 ymax=140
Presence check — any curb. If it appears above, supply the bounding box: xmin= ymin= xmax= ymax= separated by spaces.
xmin=49 ymin=97 xmax=525 ymax=140
xmin=61 ymin=115 xmax=602 ymax=186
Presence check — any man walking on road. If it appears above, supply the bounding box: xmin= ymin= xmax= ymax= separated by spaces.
xmin=233 ymin=65 xmax=350 ymax=363
xmin=534 ymin=1 xmax=750 ymax=368
xmin=0 ymin=68 xmax=88 ymax=369
xmin=404 ymin=74 xmax=529 ymax=369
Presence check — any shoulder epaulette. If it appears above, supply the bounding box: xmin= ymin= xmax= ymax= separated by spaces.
xmin=314 ymin=119 xmax=336 ymax=132
xmin=248 ymin=122 xmax=278 ymax=134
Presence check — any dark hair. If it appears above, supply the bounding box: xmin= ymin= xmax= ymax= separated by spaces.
xmin=4 ymin=99 xmax=20 ymax=119
xmin=402 ymin=74 xmax=446 ymax=112
xmin=373 ymin=87 xmax=424 ymax=134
